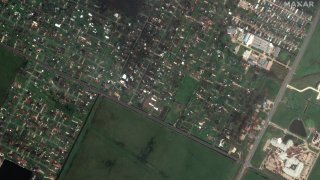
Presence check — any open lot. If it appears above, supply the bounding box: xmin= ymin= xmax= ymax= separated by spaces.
xmin=255 ymin=73 xmax=281 ymax=101
xmin=174 ymin=76 xmax=199 ymax=104
xmin=0 ymin=47 xmax=24 ymax=105
xmin=61 ymin=98 xmax=239 ymax=180
xmin=277 ymin=49 xmax=292 ymax=65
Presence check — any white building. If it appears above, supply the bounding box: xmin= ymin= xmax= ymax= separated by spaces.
xmin=270 ymin=138 xmax=304 ymax=178
xmin=243 ymin=33 xmax=280 ymax=57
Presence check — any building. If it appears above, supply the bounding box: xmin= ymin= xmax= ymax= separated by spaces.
xmin=269 ymin=138 xmax=305 ymax=179
xmin=270 ymin=138 xmax=294 ymax=152
xmin=242 ymin=50 xmax=273 ymax=70
xmin=281 ymin=154 xmax=304 ymax=178
xmin=238 ymin=0 xmax=251 ymax=10
xmin=227 ymin=26 xmax=237 ymax=35
xmin=243 ymin=33 xmax=281 ymax=57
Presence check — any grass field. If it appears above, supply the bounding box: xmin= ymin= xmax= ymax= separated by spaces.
xmin=61 ymin=98 xmax=239 ymax=180
xmin=174 ymin=76 xmax=199 ymax=104
xmin=293 ymin=21 xmax=320 ymax=83
xmin=255 ymin=75 xmax=281 ymax=101
xmin=277 ymin=49 xmax=292 ymax=65
xmin=243 ymin=169 xmax=269 ymax=180
xmin=0 ymin=48 xmax=25 ymax=105
xmin=269 ymin=63 xmax=288 ymax=82
xmin=165 ymin=104 xmax=180 ymax=124
xmin=271 ymin=20 xmax=320 ymax=133
xmin=272 ymin=90 xmax=307 ymax=129
xmin=309 ymin=157 xmax=320 ymax=180
xmin=291 ymin=20 xmax=320 ymax=89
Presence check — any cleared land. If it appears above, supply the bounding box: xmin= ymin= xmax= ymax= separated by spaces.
xmin=0 ymin=48 xmax=24 ymax=105
xmin=61 ymin=98 xmax=239 ymax=180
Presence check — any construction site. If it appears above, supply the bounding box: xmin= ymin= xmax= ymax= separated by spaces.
xmin=262 ymin=137 xmax=317 ymax=180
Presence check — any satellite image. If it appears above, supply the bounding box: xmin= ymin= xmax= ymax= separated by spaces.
xmin=0 ymin=0 xmax=320 ymax=180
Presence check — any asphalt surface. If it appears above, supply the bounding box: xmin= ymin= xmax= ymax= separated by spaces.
xmin=235 ymin=8 xmax=320 ymax=180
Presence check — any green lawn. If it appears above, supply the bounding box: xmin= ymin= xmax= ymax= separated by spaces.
xmin=277 ymin=49 xmax=292 ymax=65
xmin=61 ymin=98 xmax=239 ymax=180
xmin=237 ymin=45 xmax=247 ymax=56
xmin=0 ymin=48 xmax=25 ymax=105
xmin=174 ymin=76 xmax=199 ymax=104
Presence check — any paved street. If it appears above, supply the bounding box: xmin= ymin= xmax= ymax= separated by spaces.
xmin=235 ymin=8 xmax=320 ymax=180
xmin=1 ymin=43 xmax=238 ymax=163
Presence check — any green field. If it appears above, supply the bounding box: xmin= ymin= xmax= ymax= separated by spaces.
xmin=243 ymin=169 xmax=269 ymax=180
xmin=174 ymin=76 xmax=199 ymax=104
xmin=277 ymin=49 xmax=292 ymax=65
xmin=309 ymin=157 xmax=320 ymax=180
xmin=272 ymin=20 xmax=320 ymax=133
xmin=0 ymin=48 xmax=25 ymax=105
xmin=293 ymin=20 xmax=320 ymax=85
xmin=274 ymin=89 xmax=320 ymax=134
xmin=291 ymin=19 xmax=320 ymax=89
xmin=61 ymin=98 xmax=239 ymax=180
xmin=256 ymin=75 xmax=281 ymax=101
xmin=165 ymin=104 xmax=180 ymax=124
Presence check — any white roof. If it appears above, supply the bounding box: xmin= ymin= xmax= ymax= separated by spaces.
xmin=270 ymin=138 xmax=294 ymax=152
xmin=283 ymin=157 xmax=304 ymax=178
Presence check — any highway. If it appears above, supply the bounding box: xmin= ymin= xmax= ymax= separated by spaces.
xmin=235 ymin=8 xmax=320 ymax=180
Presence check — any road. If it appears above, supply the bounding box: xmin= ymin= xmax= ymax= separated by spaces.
xmin=269 ymin=122 xmax=303 ymax=141
xmin=235 ymin=8 xmax=320 ymax=180
xmin=40 ymin=61 xmax=239 ymax=162
xmin=0 ymin=44 xmax=238 ymax=162
xmin=2 ymin=5 xmax=320 ymax=179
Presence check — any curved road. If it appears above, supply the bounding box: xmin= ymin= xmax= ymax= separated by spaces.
xmin=235 ymin=8 xmax=320 ymax=180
